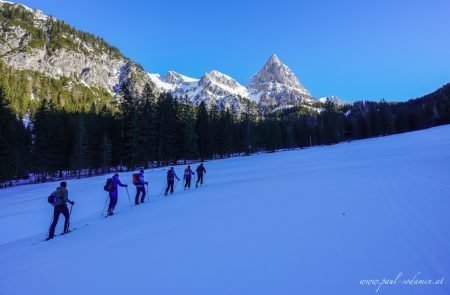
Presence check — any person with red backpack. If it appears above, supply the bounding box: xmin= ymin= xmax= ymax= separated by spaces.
xmin=183 ymin=165 xmax=195 ymax=190
xmin=48 ymin=181 xmax=74 ymax=240
xmin=133 ymin=169 xmax=148 ymax=205
xmin=164 ymin=167 xmax=180 ymax=196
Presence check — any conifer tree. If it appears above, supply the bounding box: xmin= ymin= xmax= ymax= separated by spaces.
xmin=0 ymin=87 xmax=20 ymax=184
xmin=70 ymin=114 xmax=88 ymax=178
xmin=196 ymin=101 xmax=210 ymax=160
xmin=156 ymin=93 xmax=177 ymax=165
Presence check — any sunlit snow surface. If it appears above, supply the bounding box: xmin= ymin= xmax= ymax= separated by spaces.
xmin=0 ymin=126 xmax=449 ymax=295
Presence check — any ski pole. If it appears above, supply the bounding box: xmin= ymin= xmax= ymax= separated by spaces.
xmin=125 ymin=187 xmax=133 ymax=210
xmin=146 ymin=183 xmax=149 ymax=202
xmin=67 ymin=204 xmax=73 ymax=232
xmin=174 ymin=179 xmax=180 ymax=192
xmin=158 ymin=184 xmax=166 ymax=198
xmin=48 ymin=212 xmax=55 ymax=237
xmin=102 ymin=194 xmax=109 ymax=216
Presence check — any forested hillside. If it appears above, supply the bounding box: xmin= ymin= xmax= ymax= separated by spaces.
xmin=0 ymin=73 xmax=449 ymax=186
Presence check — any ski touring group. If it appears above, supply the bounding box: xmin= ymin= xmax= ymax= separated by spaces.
xmin=45 ymin=163 xmax=207 ymax=241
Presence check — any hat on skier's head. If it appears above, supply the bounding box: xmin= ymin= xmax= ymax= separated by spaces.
xmin=113 ymin=173 xmax=119 ymax=178
xmin=60 ymin=181 xmax=67 ymax=188
xmin=140 ymin=169 xmax=144 ymax=173
xmin=170 ymin=167 xmax=174 ymax=170
xmin=187 ymin=165 xmax=190 ymax=168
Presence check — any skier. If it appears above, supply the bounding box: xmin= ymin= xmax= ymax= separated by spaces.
xmin=164 ymin=167 xmax=180 ymax=196
xmin=133 ymin=169 xmax=148 ymax=205
xmin=107 ymin=174 xmax=128 ymax=216
xmin=48 ymin=181 xmax=75 ymax=240
xmin=183 ymin=165 xmax=195 ymax=190
xmin=195 ymin=163 xmax=207 ymax=187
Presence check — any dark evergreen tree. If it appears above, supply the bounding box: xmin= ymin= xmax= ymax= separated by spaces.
xmin=196 ymin=101 xmax=211 ymax=160
xmin=70 ymin=114 xmax=88 ymax=178
xmin=0 ymin=88 xmax=21 ymax=185
xmin=156 ymin=93 xmax=177 ymax=165
xmin=32 ymin=99 xmax=70 ymax=178
xmin=183 ymin=107 xmax=198 ymax=161
xmin=119 ymin=86 xmax=139 ymax=169
xmin=100 ymin=134 xmax=112 ymax=172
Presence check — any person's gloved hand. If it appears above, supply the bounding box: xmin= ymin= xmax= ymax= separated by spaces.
xmin=70 ymin=201 xmax=75 ymax=205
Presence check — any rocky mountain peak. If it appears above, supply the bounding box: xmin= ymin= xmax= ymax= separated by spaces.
xmin=163 ymin=71 xmax=185 ymax=84
xmin=202 ymin=71 xmax=240 ymax=86
xmin=267 ymin=54 xmax=281 ymax=64
xmin=249 ymin=55 xmax=308 ymax=92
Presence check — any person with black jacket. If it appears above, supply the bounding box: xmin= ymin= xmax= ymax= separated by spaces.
xmin=48 ymin=181 xmax=74 ymax=240
xmin=195 ymin=163 xmax=206 ymax=187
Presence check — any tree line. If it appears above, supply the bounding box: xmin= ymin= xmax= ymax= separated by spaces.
xmin=0 ymin=81 xmax=449 ymax=186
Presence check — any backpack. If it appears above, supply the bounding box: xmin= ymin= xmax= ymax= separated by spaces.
xmin=47 ymin=192 xmax=56 ymax=206
xmin=104 ymin=178 xmax=114 ymax=192
xmin=167 ymin=169 xmax=174 ymax=179
xmin=132 ymin=173 xmax=140 ymax=185
xmin=47 ymin=188 xmax=64 ymax=206
xmin=196 ymin=165 xmax=204 ymax=174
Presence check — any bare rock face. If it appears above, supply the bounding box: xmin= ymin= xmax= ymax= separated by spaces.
xmin=1 ymin=47 xmax=127 ymax=91
xmin=0 ymin=1 xmax=157 ymax=101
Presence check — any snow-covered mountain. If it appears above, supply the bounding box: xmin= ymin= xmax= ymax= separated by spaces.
xmin=248 ymin=54 xmax=314 ymax=106
xmin=149 ymin=70 xmax=250 ymax=113
xmin=149 ymin=55 xmax=318 ymax=112
xmin=0 ymin=1 xmax=320 ymax=112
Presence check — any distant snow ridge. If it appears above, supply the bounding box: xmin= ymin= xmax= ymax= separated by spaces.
xmin=149 ymin=70 xmax=250 ymax=113
xmin=149 ymin=55 xmax=318 ymax=112
xmin=319 ymin=96 xmax=349 ymax=106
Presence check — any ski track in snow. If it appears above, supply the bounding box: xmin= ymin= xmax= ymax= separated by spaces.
xmin=0 ymin=126 xmax=450 ymax=295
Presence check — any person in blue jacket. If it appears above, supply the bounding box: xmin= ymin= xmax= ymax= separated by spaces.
xmin=107 ymin=174 xmax=128 ymax=215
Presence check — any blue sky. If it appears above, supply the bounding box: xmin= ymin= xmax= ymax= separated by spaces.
xmin=18 ymin=0 xmax=450 ymax=102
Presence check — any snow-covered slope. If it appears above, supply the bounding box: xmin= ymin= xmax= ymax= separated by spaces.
xmin=1 ymin=125 xmax=449 ymax=294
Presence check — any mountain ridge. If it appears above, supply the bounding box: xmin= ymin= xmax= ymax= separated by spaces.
xmin=0 ymin=1 xmax=318 ymax=113
xmin=148 ymin=55 xmax=317 ymax=112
